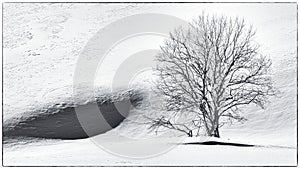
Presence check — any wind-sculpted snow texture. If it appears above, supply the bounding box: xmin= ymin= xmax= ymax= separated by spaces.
xmin=4 ymin=89 xmax=144 ymax=139
xmin=3 ymin=3 xmax=297 ymax=166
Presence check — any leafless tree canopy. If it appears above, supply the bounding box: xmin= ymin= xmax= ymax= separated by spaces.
xmin=152 ymin=14 xmax=275 ymax=137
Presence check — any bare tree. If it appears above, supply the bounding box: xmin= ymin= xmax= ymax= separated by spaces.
xmin=153 ymin=14 xmax=275 ymax=137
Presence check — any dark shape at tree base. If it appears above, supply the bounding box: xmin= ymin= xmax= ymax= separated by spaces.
xmin=184 ymin=141 xmax=254 ymax=147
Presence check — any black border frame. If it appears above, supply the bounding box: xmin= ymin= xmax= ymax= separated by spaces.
xmin=1 ymin=1 xmax=298 ymax=167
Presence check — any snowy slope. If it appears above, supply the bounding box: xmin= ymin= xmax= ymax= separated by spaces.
xmin=3 ymin=3 xmax=146 ymax=125
xmin=3 ymin=3 xmax=297 ymax=166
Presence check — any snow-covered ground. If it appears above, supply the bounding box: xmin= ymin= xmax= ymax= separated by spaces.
xmin=3 ymin=136 xmax=296 ymax=166
xmin=3 ymin=3 xmax=297 ymax=166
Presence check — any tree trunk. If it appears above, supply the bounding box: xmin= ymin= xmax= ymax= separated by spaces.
xmin=188 ymin=130 xmax=193 ymax=137
xmin=212 ymin=126 xmax=220 ymax=138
